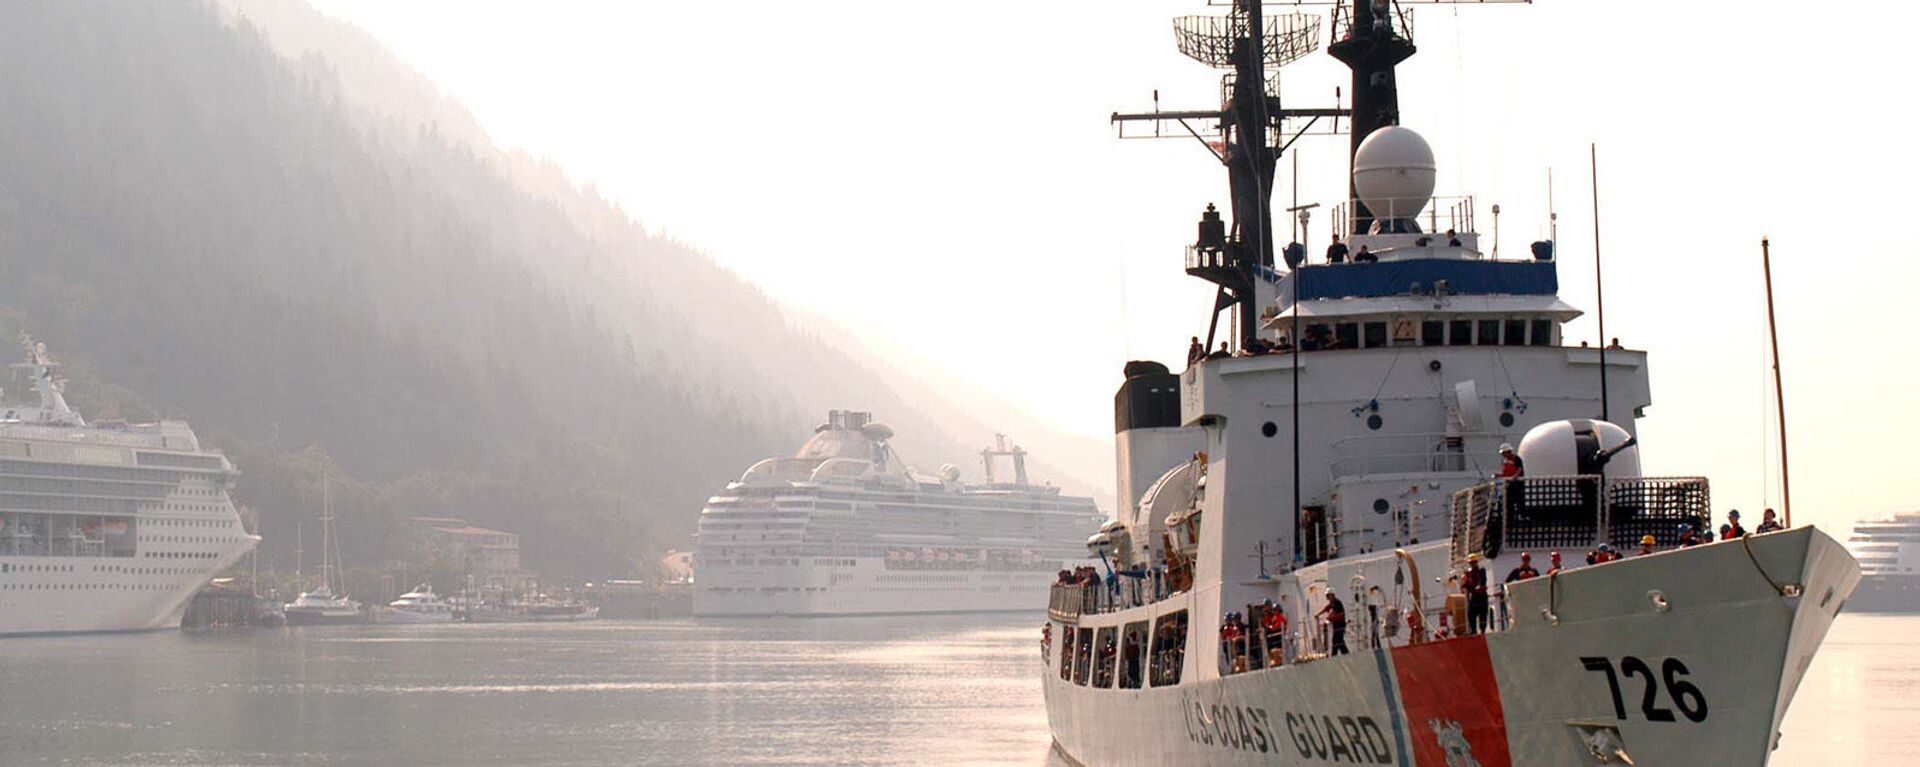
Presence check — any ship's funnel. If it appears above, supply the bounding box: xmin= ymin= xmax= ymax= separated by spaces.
xmin=1352 ymin=126 xmax=1436 ymax=226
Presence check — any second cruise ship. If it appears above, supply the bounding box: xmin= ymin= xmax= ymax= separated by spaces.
xmin=1845 ymin=511 xmax=1920 ymax=612
xmin=693 ymin=410 xmax=1103 ymax=616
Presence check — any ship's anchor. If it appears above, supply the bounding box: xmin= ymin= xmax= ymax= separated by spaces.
xmin=1566 ymin=723 xmax=1635 ymax=765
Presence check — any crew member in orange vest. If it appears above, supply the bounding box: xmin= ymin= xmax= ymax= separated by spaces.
xmin=1504 ymin=552 xmax=1539 ymax=582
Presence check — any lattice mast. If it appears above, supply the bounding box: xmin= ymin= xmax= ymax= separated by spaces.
xmin=1113 ymin=2 xmax=1324 ymax=350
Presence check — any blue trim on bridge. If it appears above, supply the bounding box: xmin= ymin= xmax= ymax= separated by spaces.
xmin=1273 ymin=259 xmax=1559 ymax=306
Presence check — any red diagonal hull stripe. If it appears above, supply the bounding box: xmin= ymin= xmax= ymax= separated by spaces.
xmin=1390 ymin=636 xmax=1513 ymax=767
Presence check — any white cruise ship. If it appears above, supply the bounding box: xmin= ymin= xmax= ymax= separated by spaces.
xmin=693 ymin=410 xmax=1104 ymax=616
xmin=1845 ymin=511 xmax=1920 ymax=612
xmin=0 ymin=336 xmax=258 ymax=636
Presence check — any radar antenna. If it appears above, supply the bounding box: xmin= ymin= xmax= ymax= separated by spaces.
xmin=1113 ymin=1 xmax=1339 ymax=351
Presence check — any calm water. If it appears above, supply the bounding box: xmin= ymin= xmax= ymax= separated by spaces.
xmin=0 ymin=613 xmax=1912 ymax=765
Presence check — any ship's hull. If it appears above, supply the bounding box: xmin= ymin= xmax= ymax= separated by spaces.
xmin=696 ymin=556 xmax=1063 ymax=617
xmin=1045 ymin=527 xmax=1859 ymax=766
xmin=0 ymin=537 xmax=257 ymax=636
xmin=282 ymin=607 xmax=369 ymax=626
xmin=1838 ymin=574 xmax=1920 ymax=613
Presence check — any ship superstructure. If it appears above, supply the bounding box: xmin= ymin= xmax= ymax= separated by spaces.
xmin=0 ymin=336 xmax=258 ymax=636
xmin=1845 ymin=511 xmax=1920 ymax=612
xmin=1041 ymin=3 xmax=1858 ymax=765
xmin=694 ymin=410 xmax=1102 ymax=616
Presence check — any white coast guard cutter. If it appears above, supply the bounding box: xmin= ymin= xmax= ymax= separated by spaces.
xmin=1042 ymin=2 xmax=1858 ymax=765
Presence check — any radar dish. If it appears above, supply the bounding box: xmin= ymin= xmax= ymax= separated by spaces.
xmin=1173 ymin=13 xmax=1321 ymax=69
xmin=861 ymin=422 xmax=895 ymax=442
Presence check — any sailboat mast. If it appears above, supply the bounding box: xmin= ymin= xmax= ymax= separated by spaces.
xmin=1761 ymin=237 xmax=1792 ymax=526
xmin=321 ymin=469 xmax=335 ymax=592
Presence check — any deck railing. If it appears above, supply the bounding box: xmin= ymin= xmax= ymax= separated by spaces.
xmin=1450 ymin=475 xmax=1711 ymax=567
xmin=1048 ymin=572 xmax=1173 ymax=622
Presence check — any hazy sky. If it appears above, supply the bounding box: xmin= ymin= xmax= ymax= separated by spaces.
xmin=298 ymin=0 xmax=1919 ymax=531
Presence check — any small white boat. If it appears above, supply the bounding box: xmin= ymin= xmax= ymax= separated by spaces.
xmin=283 ymin=587 xmax=365 ymax=625
xmin=380 ymin=583 xmax=455 ymax=624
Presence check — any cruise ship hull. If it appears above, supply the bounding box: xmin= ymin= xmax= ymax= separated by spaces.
xmin=1045 ymin=528 xmax=1859 ymax=766
xmin=1839 ymin=574 xmax=1920 ymax=613
xmin=696 ymin=556 xmax=1062 ymax=617
xmin=0 ymin=536 xmax=258 ymax=636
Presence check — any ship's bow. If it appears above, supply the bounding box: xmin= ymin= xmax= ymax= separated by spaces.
xmin=1496 ymin=526 xmax=1861 ymax=765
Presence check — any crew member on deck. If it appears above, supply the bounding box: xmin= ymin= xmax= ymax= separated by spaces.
xmin=1505 ymin=552 xmax=1539 ymax=582
xmin=1187 ymin=336 xmax=1204 ymax=365
xmin=1497 ymin=443 xmax=1525 ymax=479
xmin=1726 ymin=510 xmax=1748 ymax=538
xmin=1463 ymin=553 xmax=1490 ymax=634
xmin=1261 ymin=600 xmax=1287 ymax=665
xmin=1546 ymin=551 xmax=1564 ymax=575
xmin=1756 ymin=509 xmax=1784 ymax=534
xmin=1637 ymin=534 xmax=1658 ymax=557
xmin=1447 ymin=229 xmax=1462 ymax=247
xmin=1318 ymin=594 xmax=1349 ymax=656
xmin=1327 ymin=235 xmax=1349 ymax=263
xmin=1353 ymin=245 xmax=1377 ymax=263
xmin=1678 ymin=524 xmax=1700 ymax=547
xmin=1221 ymin=612 xmax=1246 ymax=673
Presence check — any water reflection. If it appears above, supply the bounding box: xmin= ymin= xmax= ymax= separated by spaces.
xmin=0 ymin=613 xmax=1908 ymax=765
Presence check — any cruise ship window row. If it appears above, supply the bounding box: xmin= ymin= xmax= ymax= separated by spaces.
xmin=143 ymin=550 xmax=219 ymax=560
xmin=0 ymin=460 xmax=191 ymax=483
xmin=0 ymin=494 xmax=141 ymax=514
xmin=0 ymin=562 xmax=208 ymax=577
xmin=0 ymin=477 xmax=175 ymax=499
xmin=150 ymin=518 xmax=232 ymax=528
xmin=0 ymin=563 xmax=75 ymax=573
xmin=3 ymin=579 xmax=205 ymax=591
xmin=142 ymin=535 xmax=238 ymax=545
xmin=1 ymin=512 xmax=138 ymax=557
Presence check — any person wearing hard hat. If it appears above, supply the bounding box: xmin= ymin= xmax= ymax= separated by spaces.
xmin=1496 ymin=443 xmax=1524 ymax=479
xmin=1462 ymin=553 xmax=1491 ymax=635
xmin=1546 ymin=550 xmax=1564 ymax=575
xmin=1678 ymin=524 xmax=1700 ymax=548
xmin=1725 ymin=510 xmax=1749 ymax=538
xmin=1587 ymin=543 xmax=1619 ymax=564
xmin=1638 ymin=534 xmax=1658 ymax=557
xmin=1505 ymin=552 xmax=1540 ymax=583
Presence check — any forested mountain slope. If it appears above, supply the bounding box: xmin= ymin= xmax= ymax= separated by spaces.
xmin=0 ymin=1 xmax=1099 ymax=578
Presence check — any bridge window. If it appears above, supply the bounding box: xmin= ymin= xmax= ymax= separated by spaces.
xmin=1150 ymin=610 xmax=1189 ymax=687
xmin=1531 ymin=319 xmax=1553 ymax=347
xmin=1421 ymin=320 xmax=1444 ymax=346
xmin=1476 ymin=319 xmax=1501 ymax=346
xmin=1120 ymin=621 xmax=1148 ymax=689
xmin=1334 ymin=323 xmax=1359 ymax=350
xmin=1362 ymin=322 xmax=1387 ymax=349
xmin=1504 ymin=319 xmax=1527 ymax=347
xmin=1449 ymin=320 xmax=1473 ymax=347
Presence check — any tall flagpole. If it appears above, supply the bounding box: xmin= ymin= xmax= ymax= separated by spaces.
xmin=1590 ymin=144 xmax=1609 ymax=421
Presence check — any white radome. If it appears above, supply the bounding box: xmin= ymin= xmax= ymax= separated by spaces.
xmin=1516 ymin=418 xmax=1641 ymax=478
xmin=1351 ymin=125 xmax=1437 ymax=221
